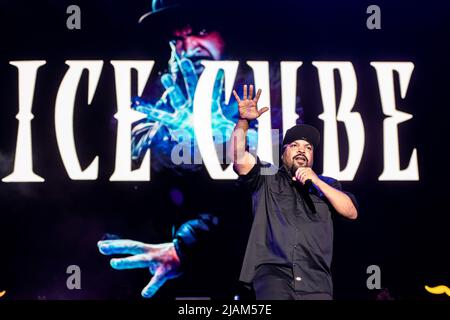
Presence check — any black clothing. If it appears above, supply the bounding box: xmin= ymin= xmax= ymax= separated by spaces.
xmin=173 ymin=213 xmax=220 ymax=267
xmin=236 ymin=157 xmax=358 ymax=296
xmin=253 ymin=264 xmax=333 ymax=300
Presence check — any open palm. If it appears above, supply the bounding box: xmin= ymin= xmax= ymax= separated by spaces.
xmin=233 ymin=84 xmax=269 ymax=121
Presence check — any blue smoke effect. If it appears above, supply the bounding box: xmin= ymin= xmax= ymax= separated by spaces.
xmin=130 ymin=54 xmax=258 ymax=169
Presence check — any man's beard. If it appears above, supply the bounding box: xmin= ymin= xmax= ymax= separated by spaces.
xmin=289 ymin=155 xmax=308 ymax=175
xmin=288 ymin=162 xmax=305 ymax=177
xmin=290 ymin=162 xmax=301 ymax=175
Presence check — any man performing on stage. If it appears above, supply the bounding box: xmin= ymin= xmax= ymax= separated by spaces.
xmin=230 ymin=85 xmax=359 ymax=300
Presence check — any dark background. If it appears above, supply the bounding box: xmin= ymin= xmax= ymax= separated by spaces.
xmin=0 ymin=0 xmax=449 ymax=300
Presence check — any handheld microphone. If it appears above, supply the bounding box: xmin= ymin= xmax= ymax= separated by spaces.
xmin=291 ymin=163 xmax=313 ymax=189
xmin=304 ymin=179 xmax=313 ymax=188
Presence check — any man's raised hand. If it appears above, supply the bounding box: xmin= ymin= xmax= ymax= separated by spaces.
xmin=232 ymin=84 xmax=269 ymax=121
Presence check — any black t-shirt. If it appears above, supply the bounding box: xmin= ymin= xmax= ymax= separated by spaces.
xmin=236 ymin=157 xmax=358 ymax=295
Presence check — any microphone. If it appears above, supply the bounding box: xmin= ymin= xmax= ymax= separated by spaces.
xmin=304 ymin=179 xmax=313 ymax=189
xmin=291 ymin=164 xmax=313 ymax=189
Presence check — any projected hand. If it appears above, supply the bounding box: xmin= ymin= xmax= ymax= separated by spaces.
xmin=134 ymin=51 xmax=198 ymax=127
xmin=130 ymin=53 xmax=198 ymax=158
xmin=98 ymin=239 xmax=181 ymax=298
xmin=233 ymin=84 xmax=269 ymax=121
xmin=163 ymin=41 xmax=198 ymax=108
xmin=131 ymin=44 xmax=251 ymax=160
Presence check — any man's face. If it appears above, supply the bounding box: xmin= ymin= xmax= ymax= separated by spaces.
xmin=282 ymin=139 xmax=314 ymax=174
xmin=172 ymin=24 xmax=225 ymax=73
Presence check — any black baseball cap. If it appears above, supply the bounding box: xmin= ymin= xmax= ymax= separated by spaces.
xmin=282 ymin=124 xmax=320 ymax=149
